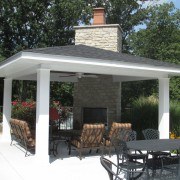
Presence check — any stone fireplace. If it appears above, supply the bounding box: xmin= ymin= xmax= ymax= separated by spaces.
xmin=73 ymin=75 xmax=121 ymax=129
xmin=73 ymin=8 xmax=122 ymax=129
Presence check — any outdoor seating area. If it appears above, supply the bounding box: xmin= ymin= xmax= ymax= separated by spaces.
xmin=5 ymin=119 xmax=180 ymax=179
xmin=100 ymin=130 xmax=180 ymax=180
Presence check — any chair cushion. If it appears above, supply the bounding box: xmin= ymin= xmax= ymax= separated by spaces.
xmin=106 ymin=122 xmax=132 ymax=146
xmin=71 ymin=123 xmax=105 ymax=149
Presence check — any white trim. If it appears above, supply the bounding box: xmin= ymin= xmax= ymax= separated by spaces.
xmin=21 ymin=52 xmax=180 ymax=74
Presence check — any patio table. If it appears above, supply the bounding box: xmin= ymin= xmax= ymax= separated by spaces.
xmin=127 ymin=139 xmax=180 ymax=152
xmin=127 ymin=139 xmax=180 ymax=178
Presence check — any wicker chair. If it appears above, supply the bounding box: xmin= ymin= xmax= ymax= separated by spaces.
xmin=68 ymin=123 xmax=105 ymax=160
xmin=104 ymin=122 xmax=132 ymax=156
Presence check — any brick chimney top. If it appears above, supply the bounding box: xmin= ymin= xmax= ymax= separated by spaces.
xmin=93 ymin=7 xmax=106 ymax=25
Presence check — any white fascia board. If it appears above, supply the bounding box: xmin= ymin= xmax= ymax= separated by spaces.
xmin=21 ymin=52 xmax=180 ymax=75
xmin=0 ymin=52 xmax=22 ymax=69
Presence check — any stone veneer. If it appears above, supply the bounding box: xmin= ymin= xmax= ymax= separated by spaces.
xmin=74 ymin=24 xmax=122 ymax=52
xmin=73 ymin=23 xmax=122 ymax=129
xmin=73 ymin=75 xmax=121 ymax=129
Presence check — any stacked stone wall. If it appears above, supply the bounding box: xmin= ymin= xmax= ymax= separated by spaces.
xmin=75 ymin=25 xmax=122 ymax=52
xmin=73 ymin=75 xmax=121 ymax=129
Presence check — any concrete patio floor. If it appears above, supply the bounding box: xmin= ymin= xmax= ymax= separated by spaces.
xmin=1 ymin=134 xmax=178 ymax=180
xmin=0 ymin=136 xmax=114 ymax=180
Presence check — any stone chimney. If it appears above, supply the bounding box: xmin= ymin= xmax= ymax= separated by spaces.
xmin=74 ymin=7 xmax=122 ymax=52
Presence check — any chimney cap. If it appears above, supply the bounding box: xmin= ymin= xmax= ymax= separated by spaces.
xmin=93 ymin=7 xmax=106 ymax=25
xmin=93 ymin=7 xmax=105 ymax=10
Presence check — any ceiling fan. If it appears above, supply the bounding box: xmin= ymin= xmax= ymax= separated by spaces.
xmin=51 ymin=71 xmax=98 ymax=78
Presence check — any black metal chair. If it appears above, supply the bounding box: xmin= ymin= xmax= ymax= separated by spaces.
xmin=142 ymin=128 xmax=171 ymax=178
xmin=142 ymin=128 xmax=159 ymax=140
xmin=128 ymin=130 xmax=137 ymax=141
xmin=160 ymin=155 xmax=180 ymax=179
xmin=142 ymin=128 xmax=170 ymax=158
xmin=127 ymin=130 xmax=148 ymax=164
xmin=100 ymin=156 xmax=121 ymax=180
xmin=113 ymin=139 xmax=147 ymax=180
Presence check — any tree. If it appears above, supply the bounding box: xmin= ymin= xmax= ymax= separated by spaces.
xmin=0 ymin=0 xmax=51 ymax=58
xmin=128 ymin=3 xmax=180 ymax=63
xmin=0 ymin=0 xmax=90 ymax=58
xmin=125 ymin=2 xmax=180 ymax=105
xmin=0 ymin=0 xmax=89 ymax=104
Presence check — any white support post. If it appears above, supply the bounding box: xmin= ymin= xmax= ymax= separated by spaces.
xmin=36 ymin=68 xmax=50 ymax=163
xmin=158 ymin=78 xmax=170 ymax=139
xmin=1 ymin=78 xmax=12 ymax=142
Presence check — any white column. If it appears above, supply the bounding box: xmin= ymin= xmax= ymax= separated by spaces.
xmin=36 ymin=68 xmax=50 ymax=163
xmin=1 ymin=78 xmax=12 ymax=142
xmin=158 ymin=78 xmax=169 ymax=139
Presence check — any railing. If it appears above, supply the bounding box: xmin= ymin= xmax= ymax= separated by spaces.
xmin=59 ymin=112 xmax=73 ymax=130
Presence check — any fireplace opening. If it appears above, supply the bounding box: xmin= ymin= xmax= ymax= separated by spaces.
xmin=83 ymin=107 xmax=107 ymax=126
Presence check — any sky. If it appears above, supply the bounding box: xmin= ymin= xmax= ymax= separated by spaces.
xmin=172 ymin=0 xmax=180 ymax=9
xmin=141 ymin=0 xmax=180 ymax=9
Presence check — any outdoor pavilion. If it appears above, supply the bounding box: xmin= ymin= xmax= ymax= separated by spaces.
xmin=0 ymin=44 xmax=180 ymax=163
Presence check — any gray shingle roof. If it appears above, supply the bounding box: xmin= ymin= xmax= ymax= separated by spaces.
xmin=24 ymin=45 xmax=180 ymax=68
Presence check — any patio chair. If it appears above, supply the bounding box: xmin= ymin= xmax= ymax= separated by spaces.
xmin=10 ymin=119 xmax=35 ymax=156
xmin=160 ymin=153 xmax=180 ymax=179
xmin=113 ymin=139 xmax=148 ymax=180
xmin=126 ymin=130 xmax=148 ymax=163
xmin=100 ymin=156 xmax=121 ymax=180
xmin=10 ymin=119 xmax=22 ymax=145
xmin=68 ymin=123 xmax=105 ymax=160
xmin=128 ymin=130 xmax=137 ymax=141
xmin=142 ymin=128 xmax=170 ymax=158
xmin=104 ymin=122 xmax=132 ymax=157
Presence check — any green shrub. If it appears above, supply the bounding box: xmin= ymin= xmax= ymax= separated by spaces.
xmin=122 ymin=96 xmax=180 ymax=139
xmin=0 ymin=112 xmax=2 ymax=123
xmin=170 ymin=101 xmax=180 ymax=137
xmin=12 ymin=100 xmax=36 ymax=127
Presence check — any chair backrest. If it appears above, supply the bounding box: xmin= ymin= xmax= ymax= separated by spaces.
xmin=128 ymin=130 xmax=137 ymax=141
xmin=100 ymin=156 xmax=121 ymax=180
xmin=80 ymin=124 xmax=105 ymax=147
xmin=112 ymin=139 xmax=129 ymax=163
xmin=10 ymin=119 xmax=35 ymax=144
xmin=108 ymin=122 xmax=132 ymax=140
xmin=142 ymin=128 xmax=159 ymax=140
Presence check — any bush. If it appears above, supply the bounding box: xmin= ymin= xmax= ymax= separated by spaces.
xmin=12 ymin=100 xmax=36 ymax=127
xmin=0 ymin=112 xmax=2 ymax=123
xmin=11 ymin=100 xmax=73 ymax=128
xmin=122 ymin=96 xmax=180 ymax=139
xmin=170 ymin=101 xmax=180 ymax=137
